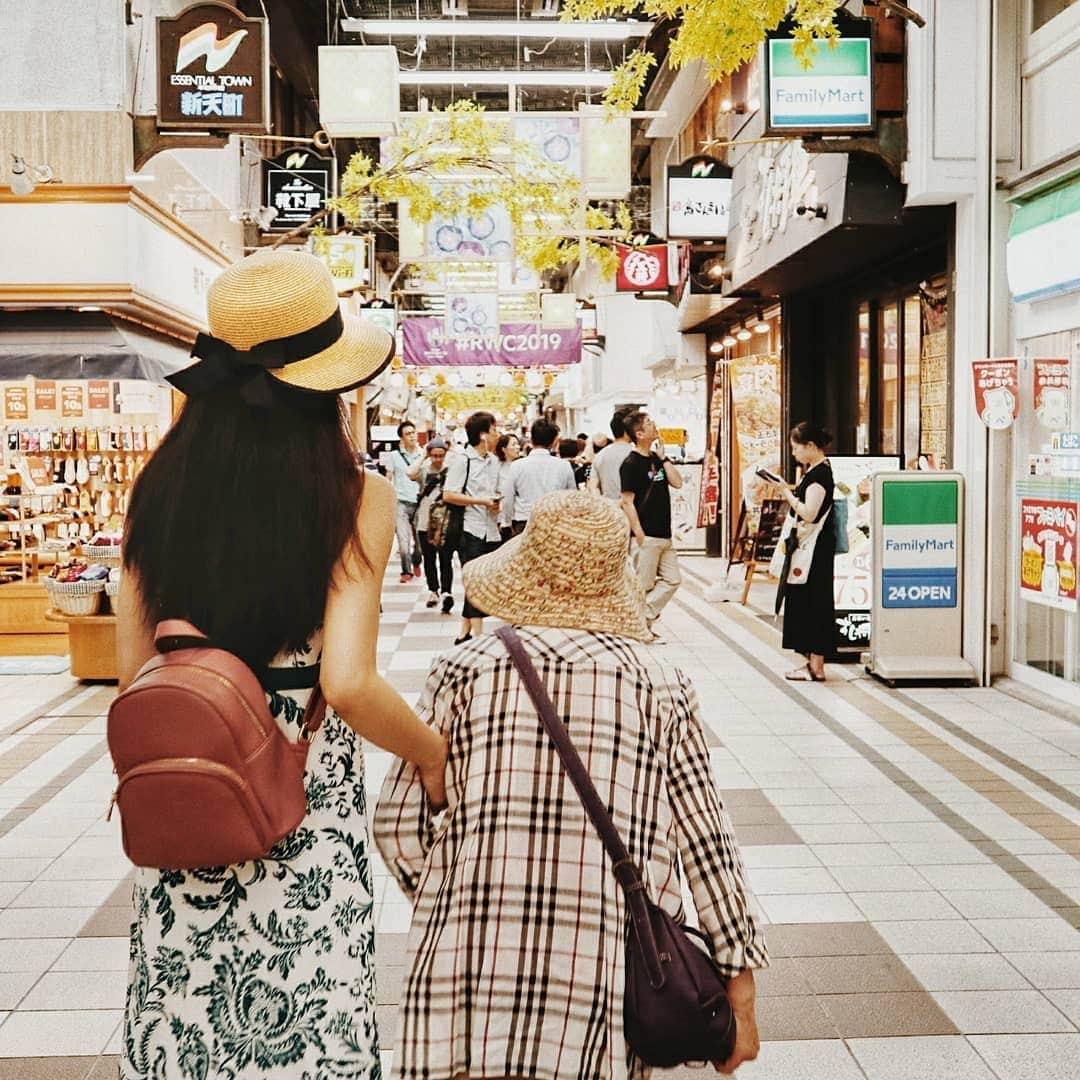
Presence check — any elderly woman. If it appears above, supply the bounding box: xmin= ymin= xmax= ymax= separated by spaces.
xmin=374 ymin=490 xmax=767 ymax=1080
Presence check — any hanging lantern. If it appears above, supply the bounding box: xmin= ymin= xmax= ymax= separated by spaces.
xmin=318 ymin=46 xmax=400 ymax=136
xmin=543 ymin=372 xmax=555 ymax=387
xmin=434 ymin=372 xmax=448 ymax=387
xmin=406 ymin=372 xmax=418 ymax=388
xmin=391 ymin=355 xmax=404 ymax=370
xmin=513 ymin=371 xmax=527 ymax=387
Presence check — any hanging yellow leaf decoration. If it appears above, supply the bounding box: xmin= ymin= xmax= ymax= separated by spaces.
xmin=560 ymin=0 xmax=843 ymax=112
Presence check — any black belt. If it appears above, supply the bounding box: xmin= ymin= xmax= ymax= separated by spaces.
xmin=261 ymin=664 xmax=321 ymax=692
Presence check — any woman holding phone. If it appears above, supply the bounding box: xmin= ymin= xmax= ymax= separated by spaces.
xmin=777 ymin=422 xmax=835 ymax=682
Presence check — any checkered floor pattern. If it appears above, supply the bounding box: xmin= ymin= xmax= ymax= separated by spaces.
xmin=0 ymin=555 xmax=1076 ymax=1078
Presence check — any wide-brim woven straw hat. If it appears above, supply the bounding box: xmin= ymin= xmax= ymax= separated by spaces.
xmin=191 ymin=249 xmax=393 ymax=394
xmin=462 ymin=490 xmax=649 ymax=641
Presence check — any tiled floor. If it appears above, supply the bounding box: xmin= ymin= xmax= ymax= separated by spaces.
xmin=0 ymin=553 xmax=1077 ymax=1079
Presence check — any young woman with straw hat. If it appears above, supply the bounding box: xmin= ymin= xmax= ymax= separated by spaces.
xmin=374 ymin=490 xmax=767 ymax=1080
xmin=117 ymin=249 xmax=448 ymax=1079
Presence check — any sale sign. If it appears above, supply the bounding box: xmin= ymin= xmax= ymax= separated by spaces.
xmin=3 ymin=386 xmax=28 ymax=420
xmin=616 ymin=244 xmax=669 ymax=292
xmin=61 ymin=384 xmax=85 ymax=418
xmin=88 ymin=381 xmax=111 ymax=411
xmin=972 ymin=359 xmax=1019 ymax=429
xmin=1033 ymin=358 xmax=1070 ymax=431
xmin=1019 ymin=497 xmax=1078 ymax=612
xmin=34 ymin=380 xmax=57 ymax=411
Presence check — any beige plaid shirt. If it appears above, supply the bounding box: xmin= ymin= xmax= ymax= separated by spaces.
xmin=374 ymin=626 xmax=768 ymax=1080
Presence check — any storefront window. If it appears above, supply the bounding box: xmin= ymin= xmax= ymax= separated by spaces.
xmin=857 ymin=304 xmax=871 ymax=455
xmin=1012 ymin=333 xmax=1080 ymax=688
xmin=878 ymin=303 xmax=900 ymax=455
xmin=903 ymin=295 xmax=922 ymax=465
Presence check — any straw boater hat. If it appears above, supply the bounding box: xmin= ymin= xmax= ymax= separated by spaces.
xmin=462 ymin=490 xmax=650 ymax=641
xmin=167 ymin=250 xmax=394 ymax=404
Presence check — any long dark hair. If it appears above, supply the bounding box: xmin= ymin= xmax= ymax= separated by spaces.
xmin=124 ymin=380 xmax=366 ymax=671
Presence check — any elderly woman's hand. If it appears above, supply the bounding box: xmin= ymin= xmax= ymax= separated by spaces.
xmin=713 ymin=969 xmax=760 ymax=1074
xmin=419 ymin=735 xmax=450 ymax=810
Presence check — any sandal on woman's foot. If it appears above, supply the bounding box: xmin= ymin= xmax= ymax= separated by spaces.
xmin=785 ymin=665 xmax=825 ymax=682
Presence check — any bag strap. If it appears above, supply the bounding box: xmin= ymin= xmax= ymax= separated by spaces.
xmin=496 ymin=626 xmax=666 ymax=987
xmin=461 ymin=455 xmax=472 ymax=494
xmin=153 ymin=620 xmax=326 ymax=738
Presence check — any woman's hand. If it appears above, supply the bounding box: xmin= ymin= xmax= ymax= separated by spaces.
xmin=419 ymin=736 xmax=449 ymax=810
xmin=713 ymin=969 xmax=760 ymax=1074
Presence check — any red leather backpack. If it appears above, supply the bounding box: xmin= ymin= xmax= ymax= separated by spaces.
xmin=107 ymin=620 xmax=325 ymax=870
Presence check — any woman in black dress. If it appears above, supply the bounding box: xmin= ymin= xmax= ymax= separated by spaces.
xmin=779 ymin=422 xmax=835 ymax=681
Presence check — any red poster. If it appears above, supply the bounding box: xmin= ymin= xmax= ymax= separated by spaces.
xmin=61 ymin=384 xmax=85 ymax=418
xmin=34 ymin=380 xmax=57 ymax=411
xmin=616 ymin=244 xmax=669 ymax=292
xmin=696 ymin=450 xmax=720 ymax=528
xmin=1019 ymin=498 xmax=1078 ymax=612
xmin=971 ymin=359 xmax=1019 ymax=429
xmin=3 ymin=386 xmax=28 ymax=420
xmin=88 ymin=380 xmax=111 ymax=411
xmin=1033 ymin=358 xmax=1070 ymax=430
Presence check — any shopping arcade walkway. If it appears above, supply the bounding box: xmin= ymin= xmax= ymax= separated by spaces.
xmin=0 ymin=556 xmax=1075 ymax=1079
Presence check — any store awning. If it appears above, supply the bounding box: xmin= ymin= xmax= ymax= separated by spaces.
xmin=0 ymin=310 xmax=191 ymax=383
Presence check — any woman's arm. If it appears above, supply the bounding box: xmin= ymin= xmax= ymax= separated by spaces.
xmin=782 ymin=481 xmax=826 ymax=523
xmin=321 ymin=473 xmax=448 ymax=805
xmin=116 ymin=568 xmax=157 ymax=691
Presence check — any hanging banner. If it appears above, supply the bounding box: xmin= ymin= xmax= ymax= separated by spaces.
xmin=1033 ymin=358 xmax=1071 ymax=431
xmin=616 ymin=244 xmax=669 ymax=292
xmin=445 ymin=294 xmax=500 ymax=338
xmin=3 ymin=386 xmax=28 ymax=421
xmin=88 ymin=381 xmax=112 ymax=411
xmin=402 ymin=317 xmax=581 ymax=367
xmin=515 ymin=116 xmax=581 ymax=175
xmin=357 ymin=305 xmax=396 ymax=335
xmin=580 ymin=107 xmax=631 ymax=198
xmin=971 ymin=359 xmax=1019 ymax=429
xmin=61 ymin=384 xmax=85 ymax=418
xmin=729 ymin=354 xmax=783 ymax=508
xmin=1019 ymin=497 xmax=1078 ymax=612
xmin=33 ymin=380 xmax=57 ymax=412
xmin=697 ymin=450 xmax=720 ymax=528
xmin=311 ymin=234 xmax=371 ymax=294
xmin=426 ymin=200 xmax=513 ymax=261
xmin=265 ymin=148 xmax=335 ymax=231
xmin=667 ymin=157 xmax=733 ymax=240
xmin=157 ymin=2 xmax=270 ymax=132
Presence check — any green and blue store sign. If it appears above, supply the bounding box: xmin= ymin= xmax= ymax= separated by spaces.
xmin=1007 ymin=177 xmax=1080 ymax=304
xmin=880 ymin=480 xmax=959 ymax=608
xmin=766 ymin=37 xmax=873 ymax=132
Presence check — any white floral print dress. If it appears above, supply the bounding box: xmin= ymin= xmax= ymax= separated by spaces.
xmin=120 ymin=639 xmax=381 ymax=1080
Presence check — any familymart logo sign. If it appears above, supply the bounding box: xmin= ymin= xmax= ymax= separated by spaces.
xmin=766 ymin=38 xmax=873 ymax=132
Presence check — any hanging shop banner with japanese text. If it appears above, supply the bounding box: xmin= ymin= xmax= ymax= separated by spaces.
xmin=1033 ymin=358 xmax=1071 ymax=431
xmin=157 ymin=2 xmax=269 ymax=131
xmin=616 ymin=244 xmax=669 ymax=292
xmin=264 ymin=148 xmax=335 ymax=231
xmin=972 ymin=358 xmax=1019 ymax=429
xmin=1020 ymin=497 xmax=1078 ymax=612
xmin=402 ymin=317 xmax=581 ymax=367
xmin=729 ymin=354 xmax=782 ymax=508
xmin=697 ymin=450 xmax=720 ymax=528
xmin=667 ymin=157 xmax=733 ymax=240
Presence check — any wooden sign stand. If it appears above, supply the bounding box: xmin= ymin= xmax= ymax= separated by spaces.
xmin=726 ymin=495 xmax=786 ymax=605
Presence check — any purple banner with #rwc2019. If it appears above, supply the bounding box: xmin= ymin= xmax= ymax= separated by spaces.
xmin=402 ymin=317 xmax=582 ymax=367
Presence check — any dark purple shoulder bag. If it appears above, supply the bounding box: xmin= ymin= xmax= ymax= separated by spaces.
xmin=497 ymin=626 xmax=737 ymax=1067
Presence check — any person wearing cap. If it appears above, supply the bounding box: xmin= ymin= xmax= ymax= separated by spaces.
xmin=374 ymin=490 xmax=767 ymax=1080
xmin=117 ymin=250 xmax=449 ymax=1079
xmin=410 ymin=437 xmax=455 ymax=612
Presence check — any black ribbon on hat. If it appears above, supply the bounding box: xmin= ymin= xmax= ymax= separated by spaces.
xmin=168 ymin=308 xmax=345 ymax=407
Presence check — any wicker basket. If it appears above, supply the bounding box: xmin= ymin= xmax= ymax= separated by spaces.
xmin=45 ymin=578 xmax=104 ymax=617
xmin=83 ymin=544 xmax=122 ymax=567
xmin=104 ymin=579 xmax=120 ymax=614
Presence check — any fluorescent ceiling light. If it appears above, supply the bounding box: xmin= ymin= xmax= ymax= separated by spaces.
xmin=342 ymin=18 xmax=652 ymax=41
xmin=399 ymin=70 xmax=613 ymax=88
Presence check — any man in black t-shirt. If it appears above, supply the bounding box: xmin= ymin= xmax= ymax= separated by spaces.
xmin=619 ymin=411 xmax=684 ymax=643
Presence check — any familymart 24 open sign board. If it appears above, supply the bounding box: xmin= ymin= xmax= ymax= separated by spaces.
xmin=866 ymin=473 xmax=976 ymax=684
